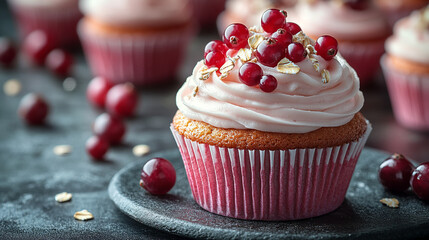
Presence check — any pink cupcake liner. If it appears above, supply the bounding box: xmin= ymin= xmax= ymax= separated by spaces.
xmin=381 ymin=55 xmax=429 ymax=130
xmin=191 ymin=0 xmax=226 ymax=27
xmin=339 ymin=39 xmax=386 ymax=86
xmin=78 ymin=21 xmax=194 ymax=86
xmin=8 ymin=1 xmax=82 ymax=48
xmin=170 ymin=123 xmax=372 ymax=221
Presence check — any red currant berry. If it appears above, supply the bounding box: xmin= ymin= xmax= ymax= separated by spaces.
xmin=106 ymin=83 xmax=138 ymax=117
xmin=256 ymin=38 xmax=285 ymax=67
xmin=87 ymin=77 xmax=114 ymax=108
xmin=259 ymin=75 xmax=278 ymax=92
xmin=284 ymin=22 xmax=301 ymax=35
xmin=222 ymin=23 xmax=249 ymax=50
xmin=343 ymin=0 xmax=369 ymax=10
xmin=45 ymin=49 xmax=74 ymax=76
xmin=23 ymin=30 xmax=54 ymax=65
xmin=18 ymin=93 xmax=49 ymax=125
xmin=261 ymin=9 xmax=287 ymax=33
xmin=204 ymin=40 xmax=228 ymax=57
xmin=140 ymin=157 xmax=176 ymax=195
xmin=239 ymin=62 xmax=263 ymax=86
xmin=0 ymin=38 xmax=17 ymax=67
xmin=93 ymin=113 xmax=126 ymax=144
xmin=378 ymin=154 xmax=414 ymax=192
xmin=271 ymin=28 xmax=292 ymax=49
xmin=204 ymin=51 xmax=226 ymax=68
xmin=86 ymin=135 xmax=109 ymax=160
xmin=315 ymin=35 xmax=338 ymax=61
xmin=410 ymin=163 xmax=429 ymax=201
xmin=287 ymin=42 xmax=307 ymax=63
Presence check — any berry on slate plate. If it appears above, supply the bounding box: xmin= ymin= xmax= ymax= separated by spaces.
xmin=410 ymin=162 xmax=429 ymax=201
xmin=378 ymin=153 xmax=414 ymax=192
xmin=140 ymin=158 xmax=176 ymax=195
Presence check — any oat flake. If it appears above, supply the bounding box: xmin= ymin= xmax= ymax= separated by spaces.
xmin=133 ymin=144 xmax=151 ymax=157
xmin=55 ymin=192 xmax=72 ymax=203
xmin=53 ymin=145 xmax=72 ymax=156
xmin=380 ymin=198 xmax=399 ymax=208
xmin=74 ymin=210 xmax=94 ymax=221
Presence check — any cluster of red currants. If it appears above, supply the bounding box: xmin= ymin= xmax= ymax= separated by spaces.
xmin=0 ymin=30 xmax=73 ymax=76
xmin=379 ymin=153 xmax=429 ymax=201
xmin=85 ymin=77 xmax=139 ymax=160
xmin=203 ymin=9 xmax=339 ymax=93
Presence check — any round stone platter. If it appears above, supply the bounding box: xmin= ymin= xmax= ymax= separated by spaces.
xmin=108 ymin=148 xmax=429 ymax=240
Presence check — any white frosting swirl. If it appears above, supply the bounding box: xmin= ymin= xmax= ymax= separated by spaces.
xmin=177 ymin=55 xmax=364 ymax=133
xmin=294 ymin=1 xmax=389 ymax=41
xmin=385 ymin=9 xmax=429 ymax=64
xmin=79 ymin=0 xmax=192 ymax=28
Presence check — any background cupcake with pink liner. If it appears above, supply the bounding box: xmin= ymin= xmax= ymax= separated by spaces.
xmin=191 ymin=0 xmax=226 ymax=28
xmin=78 ymin=0 xmax=195 ymax=86
xmin=217 ymin=0 xmax=297 ymax=33
xmin=7 ymin=0 xmax=82 ymax=48
xmin=294 ymin=0 xmax=390 ymax=86
xmin=381 ymin=6 xmax=429 ymax=130
xmin=172 ymin=10 xmax=371 ymax=220
xmin=375 ymin=0 xmax=429 ymax=28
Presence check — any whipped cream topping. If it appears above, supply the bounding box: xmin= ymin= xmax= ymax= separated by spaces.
xmin=79 ymin=0 xmax=192 ymax=28
xmin=177 ymin=54 xmax=364 ymax=133
xmin=9 ymin=0 xmax=78 ymax=8
xmin=385 ymin=8 xmax=429 ymax=64
xmin=294 ymin=1 xmax=389 ymax=41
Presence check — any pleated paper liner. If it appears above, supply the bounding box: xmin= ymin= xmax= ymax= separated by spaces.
xmin=171 ymin=122 xmax=372 ymax=221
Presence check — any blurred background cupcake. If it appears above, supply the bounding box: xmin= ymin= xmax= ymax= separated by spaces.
xmin=294 ymin=0 xmax=390 ymax=87
xmin=217 ymin=0 xmax=297 ymax=33
xmin=375 ymin=0 xmax=429 ymax=28
xmin=381 ymin=6 xmax=429 ymax=130
xmin=78 ymin=0 xmax=195 ymax=86
xmin=7 ymin=0 xmax=82 ymax=49
xmin=191 ymin=0 xmax=227 ymax=29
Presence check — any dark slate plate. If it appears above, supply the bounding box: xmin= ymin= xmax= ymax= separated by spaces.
xmin=108 ymin=148 xmax=429 ymax=240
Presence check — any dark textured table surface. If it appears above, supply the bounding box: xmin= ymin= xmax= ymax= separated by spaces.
xmin=1 ymin=2 xmax=429 ymax=239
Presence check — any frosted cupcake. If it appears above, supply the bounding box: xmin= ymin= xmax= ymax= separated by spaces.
xmin=7 ymin=0 xmax=82 ymax=48
xmin=381 ymin=6 xmax=429 ymax=130
xmin=217 ymin=0 xmax=297 ymax=33
xmin=171 ymin=9 xmax=371 ymax=221
xmin=78 ymin=0 xmax=195 ymax=86
xmin=294 ymin=0 xmax=390 ymax=86
xmin=376 ymin=0 xmax=429 ymax=28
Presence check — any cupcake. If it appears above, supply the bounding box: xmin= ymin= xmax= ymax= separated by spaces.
xmin=78 ymin=0 xmax=195 ymax=86
xmin=171 ymin=9 xmax=371 ymax=221
xmin=217 ymin=0 xmax=297 ymax=33
xmin=7 ymin=0 xmax=82 ymax=48
xmin=294 ymin=0 xmax=390 ymax=86
xmin=375 ymin=0 xmax=429 ymax=28
xmin=191 ymin=0 xmax=226 ymax=28
xmin=381 ymin=6 xmax=429 ymax=130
